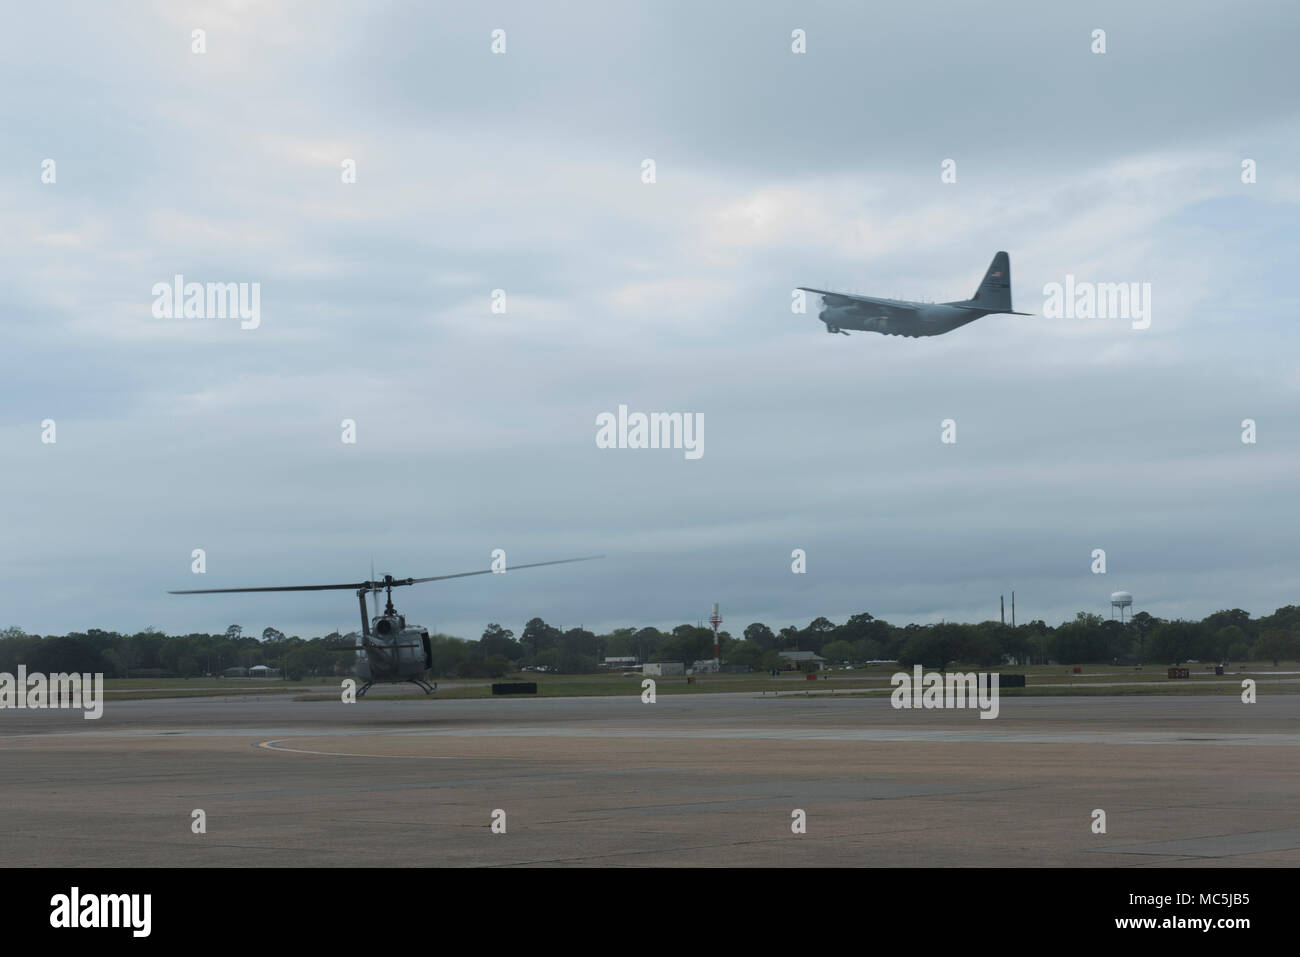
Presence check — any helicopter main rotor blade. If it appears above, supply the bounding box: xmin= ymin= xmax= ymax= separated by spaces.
xmin=168 ymin=581 xmax=369 ymax=595
xmin=406 ymin=555 xmax=603 ymax=585
xmin=167 ymin=556 xmax=602 ymax=595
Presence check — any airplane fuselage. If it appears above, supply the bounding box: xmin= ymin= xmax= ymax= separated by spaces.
xmin=801 ymin=251 xmax=1026 ymax=338
xmin=819 ymin=300 xmax=989 ymax=338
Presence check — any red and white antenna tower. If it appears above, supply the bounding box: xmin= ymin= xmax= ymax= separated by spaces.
xmin=709 ymin=602 xmax=722 ymax=664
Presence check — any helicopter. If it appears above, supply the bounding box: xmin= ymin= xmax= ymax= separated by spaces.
xmin=169 ymin=556 xmax=601 ymax=696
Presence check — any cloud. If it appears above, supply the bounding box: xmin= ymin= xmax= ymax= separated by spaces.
xmin=2 ymin=2 xmax=1298 ymax=640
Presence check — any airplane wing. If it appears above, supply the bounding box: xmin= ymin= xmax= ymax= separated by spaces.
xmin=797 ymin=288 xmax=919 ymax=311
xmin=950 ymin=303 xmax=1036 ymax=316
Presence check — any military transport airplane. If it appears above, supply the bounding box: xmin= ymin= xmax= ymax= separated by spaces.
xmin=799 ymin=251 xmax=1031 ymax=337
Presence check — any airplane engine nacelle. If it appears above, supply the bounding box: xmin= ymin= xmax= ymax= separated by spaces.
xmin=819 ymin=305 xmax=854 ymax=330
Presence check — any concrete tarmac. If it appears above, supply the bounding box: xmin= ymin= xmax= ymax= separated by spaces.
xmin=1 ymin=691 xmax=1297 ymax=866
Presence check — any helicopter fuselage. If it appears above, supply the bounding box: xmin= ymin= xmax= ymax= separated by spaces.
xmin=356 ymin=613 xmax=433 ymax=684
xmin=167 ymin=556 xmax=600 ymax=697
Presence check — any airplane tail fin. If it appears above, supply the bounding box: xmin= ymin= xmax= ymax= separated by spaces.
xmin=971 ymin=251 xmax=1013 ymax=312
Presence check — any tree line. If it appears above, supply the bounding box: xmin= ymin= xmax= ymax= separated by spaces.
xmin=2 ymin=605 xmax=1298 ymax=680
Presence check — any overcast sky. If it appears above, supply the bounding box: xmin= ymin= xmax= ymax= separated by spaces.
xmin=2 ymin=1 xmax=1297 ymax=641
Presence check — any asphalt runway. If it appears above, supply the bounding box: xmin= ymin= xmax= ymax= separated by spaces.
xmin=2 ymin=690 xmax=1297 ymax=866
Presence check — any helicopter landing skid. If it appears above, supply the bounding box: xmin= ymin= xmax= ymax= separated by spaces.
xmin=356 ymin=679 xmax=436 ymax=698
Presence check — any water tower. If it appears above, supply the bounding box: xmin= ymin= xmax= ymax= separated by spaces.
xmin=1110 ymin=591 xmax=1133 ymax=623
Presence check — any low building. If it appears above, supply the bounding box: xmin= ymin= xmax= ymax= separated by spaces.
xmin=643 ymin=662 xmax=685 ymax=676
xmin=778 ymin=651 xmax=827 ymax=672
xmin=601 ymin=656 xmax=639 ymax=670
